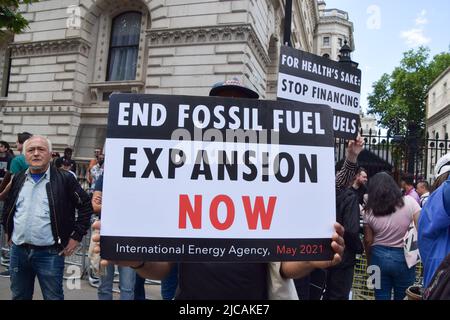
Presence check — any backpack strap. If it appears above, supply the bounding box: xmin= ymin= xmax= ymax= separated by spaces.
xmin=423 ymin=253 xmax=450 ymax=300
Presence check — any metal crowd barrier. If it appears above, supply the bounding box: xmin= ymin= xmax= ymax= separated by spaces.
xmin=351 ymin=253 xmax=423 ymax=300
xmin=63 ymin=224 xmax=91 ymax=280
xmin=64 ymin=161 xmax=93 ymax=281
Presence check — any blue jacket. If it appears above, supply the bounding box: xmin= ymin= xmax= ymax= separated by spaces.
xmin=418 ymin=176 xmax=450 ymax=287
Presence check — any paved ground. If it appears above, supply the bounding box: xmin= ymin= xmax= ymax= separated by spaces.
xmin=0 ymin=265 xmax=162 ymax=300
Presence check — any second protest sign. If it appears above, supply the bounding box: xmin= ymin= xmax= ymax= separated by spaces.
xmin=277 ymin=45 xmax=362 ymax=139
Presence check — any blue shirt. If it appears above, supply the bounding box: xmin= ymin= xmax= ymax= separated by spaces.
xmin=12 ymin=167 xmax=55 ymax=246
xmin=94 ymin=174 xmax=103 ymax=192
xmin=418 ymin=175 xmax=450 ymax=287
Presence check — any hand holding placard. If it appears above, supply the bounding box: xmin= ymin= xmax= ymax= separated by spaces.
xmin=346 ymin=134 xmax=365 ymax=163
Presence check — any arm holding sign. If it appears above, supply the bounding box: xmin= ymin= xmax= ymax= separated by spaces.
xmin=346 ymin=134 xmax=364 ymax=163
xmin=92 ymin=191 xmax=102 ymax=213
xmin=91 ymin=221 xmax=345 ymax=280
xmin=91 ymin=174 xmax=103 ymax=213
xmin=336 ymin=134 xmax=364 ymax=190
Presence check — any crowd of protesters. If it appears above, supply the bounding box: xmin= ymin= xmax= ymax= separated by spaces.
xmin=0 ymin=80 xmax=450 ymax=300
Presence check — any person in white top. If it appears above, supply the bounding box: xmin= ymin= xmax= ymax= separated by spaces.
xmin=416 ymin=180 xmax=430 ymax=207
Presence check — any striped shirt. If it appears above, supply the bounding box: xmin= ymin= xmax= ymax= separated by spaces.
xmin=336 ymin=159 xmax=358 ymax=190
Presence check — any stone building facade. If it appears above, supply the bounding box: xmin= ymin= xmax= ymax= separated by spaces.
xmin=360 ymin=112 xmax=377 ymax=135
xmin=0 ymin=0 xmax=354 ymax=160
xmin=426 ymin=66 xmax=450 ymax=177
xmin=314 ymin=0 xmax=354 ymax=61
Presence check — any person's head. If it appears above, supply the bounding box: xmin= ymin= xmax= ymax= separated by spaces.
xmin=416 ymin=180 xmax=430 ymax=196
xmin=61 ymin=158 xmax=72 ymax=172
xmin=400 ymin=173 xmax=415 ymax=192
xmin=94 ymin=148 xmax=101 ymax=159
xmin=51 ymin=152 xmax=60 ymax=159
xmin=365 ymin=172 xmax=404 ymax=217
xmin=97 ymin=154 xmax=105 ymax=166
xmin=16 ymin=132 xmax=32 ymax=152
xmin=64 ymin=147 xmax=73 ymax=159
xmin=209 ymin=78 xmax=259 ymax=99
xmin=353 ymin=167 xmax=368 ymax=187
xmin=23 ymin=135 xmax=52 ymax=174
xmin=0 ymin=140 xmax=10 ymax=153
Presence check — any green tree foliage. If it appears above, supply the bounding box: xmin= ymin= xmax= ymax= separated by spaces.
xmin=368 ymin=46 xmax=450 ymax=134
xmin=0 ymin=0 xmax=38 ymax=36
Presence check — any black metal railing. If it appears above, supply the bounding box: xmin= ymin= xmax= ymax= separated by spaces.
xmin=335 ymin=129 xmax=450 ymax=182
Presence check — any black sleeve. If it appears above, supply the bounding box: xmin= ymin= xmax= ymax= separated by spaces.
xmin=71 ymin=160 xmax=77 ymax=174
xmin=54 ymin=157 xmax=63 ymax=168
xmin=335 ymin=159 xmax=358 ymax=190
xmin=68 ymin=175 xmax=93 ymax=242
xmin=342 ymin=195 xmax=364 ymax=254
xmin=336 ymin=189 xmax=363 ymax=254
xmin=1 ymin=173 xmax=18 ymax=229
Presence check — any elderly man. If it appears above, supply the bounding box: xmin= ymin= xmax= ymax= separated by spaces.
xmin=1 ymin=135 xmax=93 ymax=300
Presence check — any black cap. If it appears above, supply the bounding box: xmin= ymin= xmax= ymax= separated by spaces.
xmin=209 ymin=78 xmax=259 ymax=99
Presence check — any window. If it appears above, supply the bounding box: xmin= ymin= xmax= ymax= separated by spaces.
xmin=107 ymin=12 xmax=142 ymax=81
xmin=0 ymin=39 xmax=12 ymax=97
xmin=338 ymin=38 xmax=343 ymax=47
xmin=323 ymin=36 xmax=330 ymax=46
xmin=4 ymin=53 xmax=11 ymax=97
xmin=1 ymin=50 xmax=11 ymax=97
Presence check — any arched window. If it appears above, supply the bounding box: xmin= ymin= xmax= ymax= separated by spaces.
xmin=107 ymin=12 xmax=142 ymax=81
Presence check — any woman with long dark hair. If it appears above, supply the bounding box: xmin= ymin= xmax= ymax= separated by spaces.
xmin=363 ymin=172 xmax=421 ymax=300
